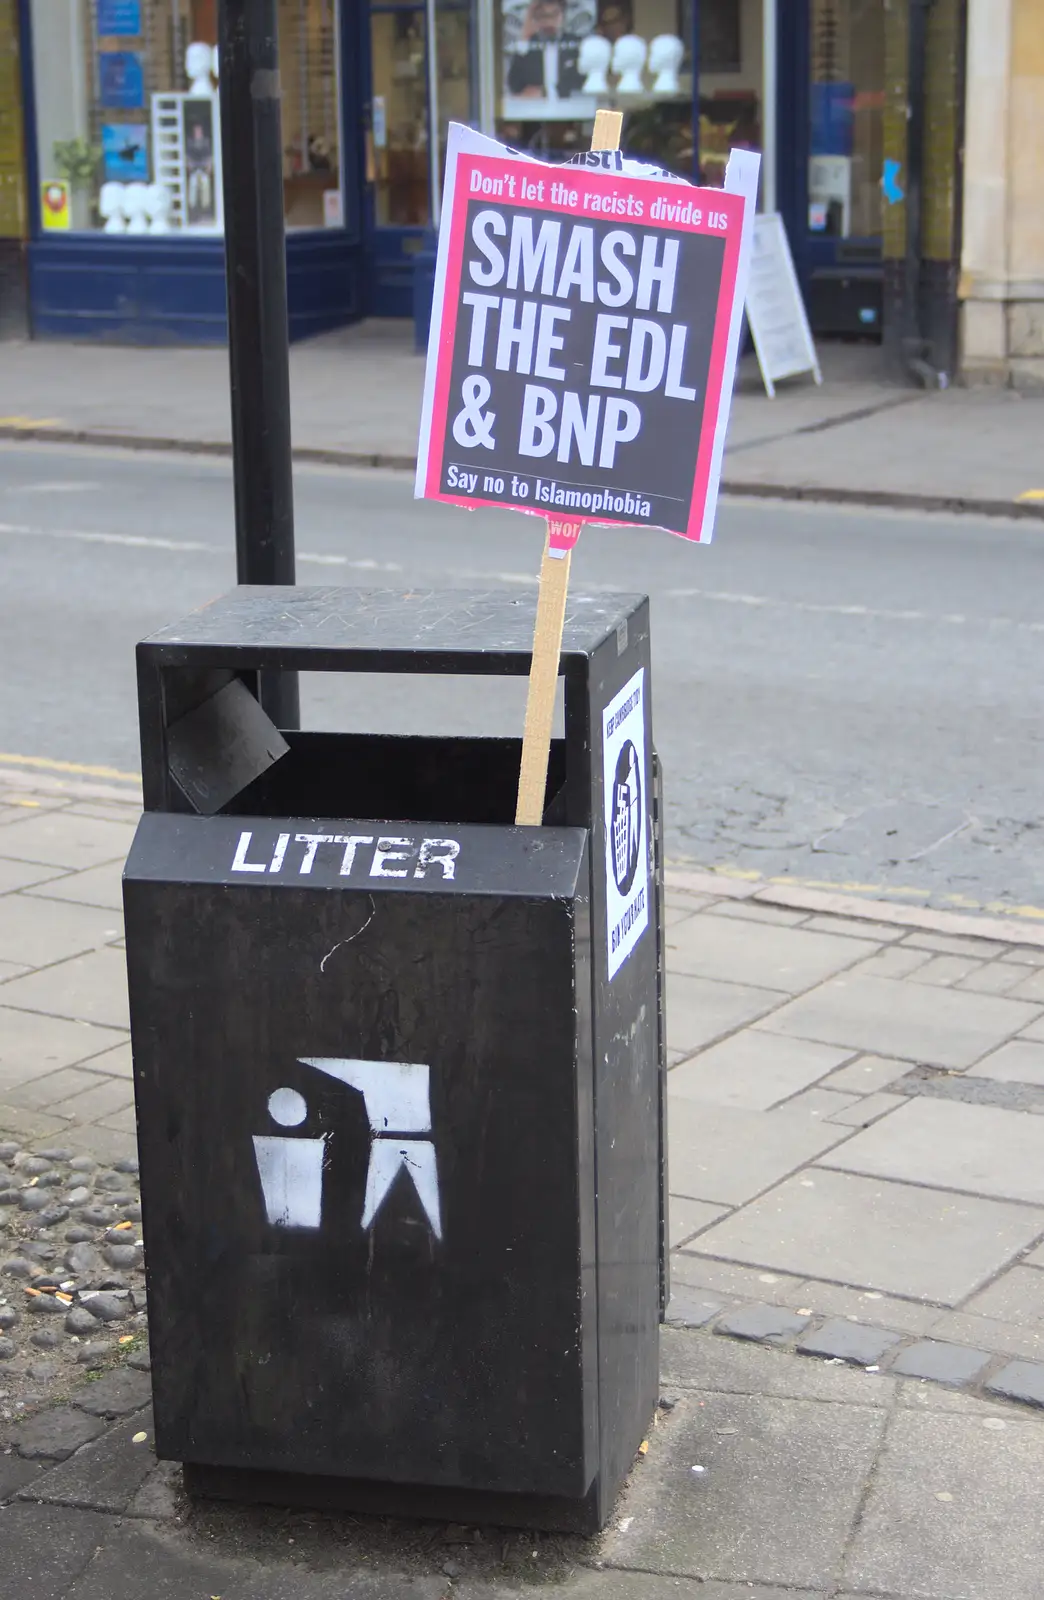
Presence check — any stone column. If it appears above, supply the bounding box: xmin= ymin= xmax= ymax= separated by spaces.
xmin=959 ymin=0 xmax=1044 ymax=388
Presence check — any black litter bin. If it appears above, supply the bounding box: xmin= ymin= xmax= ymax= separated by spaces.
xmin=123 ymin=585 xmax=667 ymax=1534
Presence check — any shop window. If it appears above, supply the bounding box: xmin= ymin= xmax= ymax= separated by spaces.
xmin=495 ymin=0 xmax=762 ymax=187
xmin=808 ymin=0 xmax=884 ymax=242
xmin=368 ymin=0 xmax=473 ymax=230
xmin=30 ymin=0 xmax=342 ymax=236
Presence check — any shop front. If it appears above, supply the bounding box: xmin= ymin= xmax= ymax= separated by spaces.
xmin=20 ymin=0 xmax=364 ymax=341
xmin=14 ymin=0 xmax=956 ymax=347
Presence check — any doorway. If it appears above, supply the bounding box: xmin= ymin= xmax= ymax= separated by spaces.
xmin=365 ymin=0 xmax=479 ymax=315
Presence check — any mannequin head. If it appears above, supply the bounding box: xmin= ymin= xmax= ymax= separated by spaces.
xmin=99 ymin=182 xmax=127 ymax=233
xmin=648 ymin=33 xmax=683 ymax=92
xmin=611 ymin=33 xmax=647 ymax=94
xmin=123 ymin=182 xmax=150 ymax=234
xmin=145 ymin=183 xmax=172 ymax=233
xmin=185 ymin=40 xmax=215 ymax=94
xmin=579 ymin=33 xmax=612 ymax=94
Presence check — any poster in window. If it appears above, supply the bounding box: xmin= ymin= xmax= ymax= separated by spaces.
xmin=96 ymin=0 xmax=142 ymax=34
xmin=677 ymin=0 xmax=740 ymax=71
xmin=102 ymin=124 xmax=148 ymax=181
xmin=183 ymin=99 xmax=217 ymax=228
xmin=501 ymin=0 xmax=597 ymax=121
xmin=98 ymin=51 xmax=145 ymax=109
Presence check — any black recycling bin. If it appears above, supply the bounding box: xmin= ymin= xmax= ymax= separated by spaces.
xmin=123 ymin=585 xmax=667 ymax=1534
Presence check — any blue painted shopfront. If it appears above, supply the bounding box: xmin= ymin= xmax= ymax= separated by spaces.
xmin=17 ymin=0 xmax=885 ymax=344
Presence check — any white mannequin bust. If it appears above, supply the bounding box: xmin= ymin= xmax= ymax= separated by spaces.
xmin=612 ymin=34 xmax=647 ymax=94
xmin=211 ymin=45 xmax=219 ymax=84
xmin=99 ymin=182 xmax=127 ymax=234
xmin=185 ymin=40 xmax=215 ymax=95
xmin=145 ymin=183 xmax=172 ymax=234
xmin=123 ymin=182 xmax=150 ymax=234
xmin=648 ymin=34 xmax=684 ymax=93
xmin=579 ymin=33 xmax=612 ymax=95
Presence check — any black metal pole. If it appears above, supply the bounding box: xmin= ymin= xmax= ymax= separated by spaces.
xmin=218 ymin=0 xmax=299 ymax=728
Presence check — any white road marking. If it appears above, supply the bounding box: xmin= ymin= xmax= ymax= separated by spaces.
xmin=7 ymin=481 xmax=102 ymax=494
xmin=1 ymin=519 xmax=1041 ymax=633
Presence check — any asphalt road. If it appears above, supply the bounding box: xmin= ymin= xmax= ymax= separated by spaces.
xmin=2 ymin=439 xmax=1042 ymax=911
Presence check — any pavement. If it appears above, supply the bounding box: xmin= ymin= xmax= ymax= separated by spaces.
xmin=5 ymin=761 xmax=1044 ymax=1594
xmin=3 ymin=323 xmax=1044 ymax=519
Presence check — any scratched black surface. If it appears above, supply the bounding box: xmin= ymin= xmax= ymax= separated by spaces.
xmin=140 ymin=586 xmax=644 ymax=671
xmin=125 ymin=860 xmax=594 ymax=1497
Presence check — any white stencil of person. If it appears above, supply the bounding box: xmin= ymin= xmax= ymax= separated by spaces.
xmin=253 ymin=1087 xmax=325 ymax=1229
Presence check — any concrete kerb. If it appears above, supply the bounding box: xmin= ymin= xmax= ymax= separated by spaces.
xmin=2 ymin=422 xmax=1043 ymax=523
xmin=665 ymin=1295 xmax=1044 ymax=1416
xmin=665 ymin=866 xmax=1044 ymax=950
xmin=5 ymin=763 xmax=1043 ymax=948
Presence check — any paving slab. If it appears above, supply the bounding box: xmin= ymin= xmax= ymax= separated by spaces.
xmin=661 ymin=1325 xmax=895 ymax=1406
xmin=759 ymin=973 xmax=1041 ymax=1069
xmin=972 ymin=1038 xmax=1044 ymax=1085
xmin=5 ymin=1062 xmax=118 ymax=1110
xmin=825 ymin=1091 xmax=905 ymax=1127
xmin=965 ymin=1265 xmax=1044 ymax=1325
xmin=1007 ymin=968 xmax=1044 ymax=1003
xmin=46 ymin=1075 xmax=134 ymax=1125
xmin=889 ymin=1340 xmax=992 ymax=1385
xmin=599 ymin=1389 xmax=884 ymax=1589
xmin=796 ymin=1320 xmax=901 ymax=1366
xmin=0 ymin=946 xmax=131 ymax=1029
xmin=690 ymin=1168 xmax=1044 ymax=1304
xmin=0 ymin=811 xmax=136 ymax=870
xmin=818 ymin=1096 xmax=1044 ymax=1206
xmin=671 ymin=1252 xmax=808 ymax=1305
xmin=665 ymin=917 xmax=867 ymax=993
xmin=63 ymin=1520 xmax=449 ymax=1600
xmin=0 ymin=858 xmax=69 ymax=894
xmin=668 ymin=1032 xmax=852 ymax=1110
xmin=715 ymin=1305 xmax=810 ymax=1345
xmin=0 ymin=1005 xmax=126 ymax=1080
xmin=781 ymin=1087 xmax=861 ymax=1119
xmin=667 ymin=1097 xmax=849 ymax=1207
xmin=0 ymin=896 xmax=122 ymax=970
xmin=928 ymin=1310 xmax=1044 ymax=1363
xmin=0 ymin=1501 xmax=116 ymax=1599
xmin=665 ymin=1287 xmax=726 ymax=1327
xmin=23 ymin=1407 xmax=155 ymax=1512
xmin=461 ymin=1577 xmax=813 ymax=1600
xmin=785 ymin=1282 xmax=940 ymax=1337
xmin=27 ymin=860 xmax=126 ymax=911
xmin=77 ymin=1041 xmax=133 ymax=1079
xmin=669 ymin=1195 xmax=729 ymax=1245
xmin=666 ymin=973 xmax=786 ymax=1057
xmin=844 ymin=1406 xmax=1044 ymax=1600
xmin=984 ymin=1360 xmax=1044 ymax=1408
xmin=822 ymin=1054 xmax=910 ymax=1093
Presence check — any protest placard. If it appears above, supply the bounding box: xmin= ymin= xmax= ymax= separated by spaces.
xmin=415 ymin=120 xmax=759 ymax=823
xmin=417 ymin=123 xmax=758 ymax=545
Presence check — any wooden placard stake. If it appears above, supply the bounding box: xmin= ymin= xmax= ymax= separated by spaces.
xmin=515 ymin=108 xmax=623 ymax=827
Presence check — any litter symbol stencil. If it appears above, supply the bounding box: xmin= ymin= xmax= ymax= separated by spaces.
xmin=602 ymin=666 xmax=650 ymax=980
xmin=611 ymin=740 xmax=642 ymax=895
xmin=252 ymin=1059 xmax=441 ymax=1239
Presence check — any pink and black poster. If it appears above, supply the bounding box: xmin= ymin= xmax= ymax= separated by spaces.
xmin=416 ymin=126 xmax=759 ymax=544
